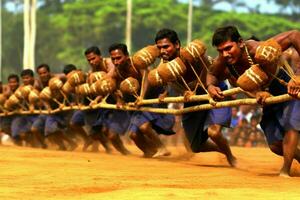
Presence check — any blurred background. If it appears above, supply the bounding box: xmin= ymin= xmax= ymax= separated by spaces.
xmin=1 ymin=0 xmax=299 ymax=147
xmin=0 ymin=0 xmax=299 ymax=79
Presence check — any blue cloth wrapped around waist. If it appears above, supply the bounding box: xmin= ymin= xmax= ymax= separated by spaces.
xmin=106 ymin=110 xmax=132 ymax=135
xmin=260 ymin=68 xmax=300 ymax=144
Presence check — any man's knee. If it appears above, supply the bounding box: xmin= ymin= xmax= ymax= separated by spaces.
xmin=139 ymin=122 xmax=151 ymax=134
xmin=31 ymin=126 xmax=39 ymax=134
xmin=129 ymin=132 xmax=137 ymax=140
xmin=208 ymin=125 xmax=222 ymax=138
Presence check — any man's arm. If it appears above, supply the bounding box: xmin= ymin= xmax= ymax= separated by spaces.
xmin=104 ymin=58 xmax=117 ymax=78
xmin=138 ymin=69 xmax=148 ymax=102
xmin=206 ymin=58 xmax=227 ymax=100
xmin=2 ymin=85 xmax=14 ymax=99
xmin=273 ymin=30 xmax=300 ymax=53
xmin=273 ymin=30 xmax=300 ymax=97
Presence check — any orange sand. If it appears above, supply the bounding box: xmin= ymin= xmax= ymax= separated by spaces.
xmin=0 ymin=145 xmax=299 ymax=200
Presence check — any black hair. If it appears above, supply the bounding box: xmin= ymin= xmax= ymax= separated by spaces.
xmin=108 ymin=43 xmax=129 ymax=56
xmin=247 ymin=35 xmax=260 ymax=41
xmin=8 ymin=74 xmax=19 ymax=82
xmin=84 ymin=46 xmax=101 ymax=56
xmin=21 ymin=69 xmax=34 ymax=77
xmin=36 ymin=63 xmax=50 ymax=72
xmin=212 ymin=25 xmax=242 ymax=47
xmin=63 ymin=64 xmax=77 ymax=75
xmin=155 ymin=28 xmax=180 ymax=45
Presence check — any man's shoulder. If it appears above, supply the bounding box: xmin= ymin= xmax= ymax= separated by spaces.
xmin=211 ymin=56 xmax=226 ymax=69
xmin=245 ymin=40 xmax=259 ymax=53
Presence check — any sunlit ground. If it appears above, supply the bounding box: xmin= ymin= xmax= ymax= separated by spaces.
xmin=0 ymin=143 xmax=299 ymax=200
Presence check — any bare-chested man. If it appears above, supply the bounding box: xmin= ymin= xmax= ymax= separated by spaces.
xmin=154 ymin=28 xmax=236 ymax=165
xmin=207 ymin=26 xmax=300 ymax=176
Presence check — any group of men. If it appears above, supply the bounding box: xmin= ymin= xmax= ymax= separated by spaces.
xmin=0 ymin=26 xmax=299 ymax=177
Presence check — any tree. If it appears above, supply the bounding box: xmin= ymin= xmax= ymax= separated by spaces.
xmin=193 ymin=11 xmax=300 ymax=56
xmin=23 ymin=0 xmax=36 ymax=70
xmin=273 ymin=0 xmax=300 ymax=20
xmin=126 ymin=0 xmax=132 ymax=53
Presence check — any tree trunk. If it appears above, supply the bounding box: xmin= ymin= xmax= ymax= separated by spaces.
xmin=23 ymin=0 xmax=30 ymax=69
xmin=126 ymin=0 xmax=132 ymax=53
xmin=23 ymin=0 xmax=36 ymax=71
xmin=30 ymin=0 xmax=36 ymax=70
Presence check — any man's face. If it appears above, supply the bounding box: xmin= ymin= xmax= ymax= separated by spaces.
xmin=216 ymin=40 xmax=243 ymax=65
xmin=86 ymin=52 xmax=102 ymax=69
xmin=22 ymin=75 xmax=34 ymax=86
xmin=8 ymin=78 xmax=19 ymax=92
xmin=156 ymin=38 xmax=180 ymax=62
xmin=110 ymin=49 xmax=128 ymax=68
xmin=37 ymin=67 xmax=51 ymax=83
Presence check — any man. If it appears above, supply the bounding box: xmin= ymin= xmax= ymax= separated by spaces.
xmin=207 ymin=25 xmax=300 ymax=176
xmin=10 ymin=69 xmax=40 ymax=146
xmin=85 ymin=46 xmax=115 ymax=76
xmin=70 ymin=46 xmax=115 ymax=153
xmin=64 ymin=63 xmax=107 ymax=152
xmin=61 ymin=64 xmax=94 ymax=151
xmin=109 ymin=43 xmax=168 ymax=157
xmin=154 ymin=28 xmax=236 ymax=166
xmin=0 ymin=74 xmax=20 ymax=137
xmin=31 ymin=64 xmax=77 ymax=150
xmin=3 ymin=74 xmax=19 ymax=98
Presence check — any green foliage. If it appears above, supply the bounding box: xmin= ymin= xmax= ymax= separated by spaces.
xmin=192 ymin=11 xmax=300 ymax=56
xmin=1 ymin=9 xmax=23 ymax=80
xmin=132 ymin=0 xmax=187 ymax=51
xmin=1 ymin=0 xmax=300 ymax=80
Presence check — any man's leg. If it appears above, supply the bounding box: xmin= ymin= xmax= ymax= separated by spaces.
xmin=108 ymin=130 xmax=131 ymax=155
xmin=45 ymin=115 xmax=77 ymax=151
xmin=129 ymin=131 xmax=157 ymax=157
xmin=70 ymin=110 xmax=93 ymax=151
xmin=280 ymin=129 xmax=299 ymax=177
xmin=208 ymin=124 xmax=237 ymax=167
xmin=139 ymin=122 xmax=171 ymax=157
xmin=91 ymin=126 xmax=112 ymax=153
xmin=47 ymin=132 xmax=67 ymax=151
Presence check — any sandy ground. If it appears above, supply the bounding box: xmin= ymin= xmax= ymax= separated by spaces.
xmin=0 ymin=144 xmax=300 ymax=200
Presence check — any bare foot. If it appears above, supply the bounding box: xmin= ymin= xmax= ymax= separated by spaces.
xmin=153 ymin=147 xmax=171 ymax=158
xmin=69 ymin=143 xmax=78 ymax=151
xmin=227 ymin=155 xmax=238 ymax=167
xmin=279 ymin=168 xmax=291 ymax=178
xmin=120 ymin=149 xmax=131 ymax=156
xmin=279 ymin=172 xmax=291 ymax=178
xmin=104 ymin=148 xmax=112 ymax=154
xmin=143 ymin=148 xmax=158 ymax=158
xmin=82 ymin=139 xmax=93 ymax=152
